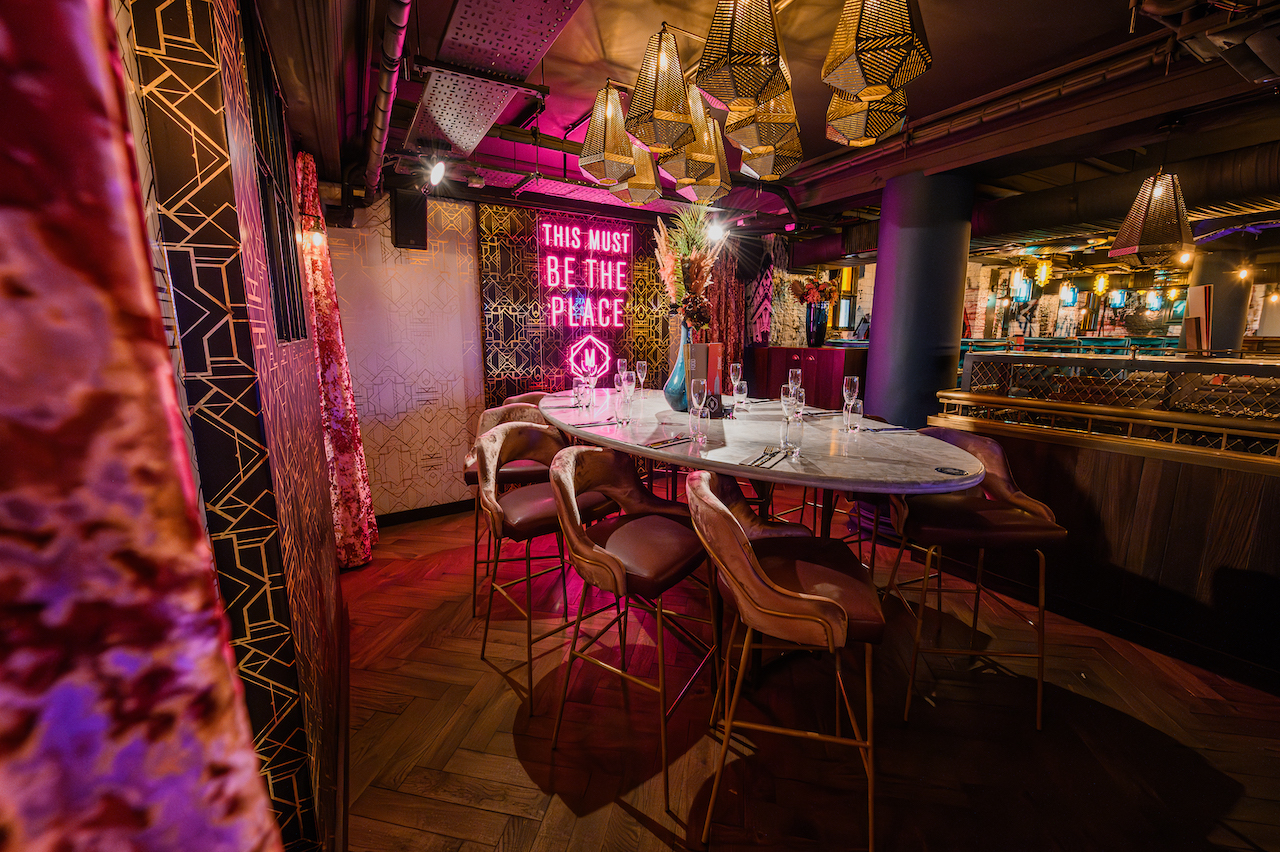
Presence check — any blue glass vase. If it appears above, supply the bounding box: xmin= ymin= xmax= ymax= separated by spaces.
xmin=663 ymin=321 xmax=691 ymax=411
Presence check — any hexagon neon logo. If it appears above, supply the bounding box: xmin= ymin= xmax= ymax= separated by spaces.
xmin=568 ymin=334 xmax=612 ymax=380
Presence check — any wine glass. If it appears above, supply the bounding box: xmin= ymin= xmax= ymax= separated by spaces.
xmin=621 ymin=370 xmax=636 ymax=401
xmin=843 ymin=398 xmax=863 ymax=432
xmin=690 ymin=379 xmax=708 ymax=442
xmin=793 ymin=387 xmax=806 ymax=419
xmin=635 ymin=360 xmax=648 ymax=390
xmin=788 ymin=368 xmax=802 ymax=395
xmin=732 ymin=380 xmax=748 ymax=417
xmin=617 ymin=358 xmax=627 ymax=378
xmin=843 ymin=376 xmax=860 ymax=405
xmin=780 ymin=385 xmax=796 ymax=449
xmin=613 ymin=373 xmax=623 ymax=395
xmin=729 ymin=362 xmax=742 ymax=387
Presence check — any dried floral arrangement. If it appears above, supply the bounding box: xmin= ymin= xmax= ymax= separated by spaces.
xmin=655 ymin=206 xmax=724 ymax=330
xmin=790 ymin=273 xmax=838 ymax=305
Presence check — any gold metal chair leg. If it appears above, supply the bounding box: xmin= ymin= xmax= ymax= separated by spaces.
xmin=702 ymin=625 xmax=754 ymax=846
xmin=557 ymin=532 xmax=569 ymax=620
xmin=1036 ymin=548 xmax=1046 ymax=731
xmin=970 ymin=548 xmax=985 ymax=651
xmin=525 ymin=540 xmax=535 ymax=699
xmin=656 ymin=597 xmax=671 ymax=815
xmin=904 ymin=546 xmax=935 ymax=723
xmin=552 ymin=593 xmax=588 ymax=749
xmin=869 ymin=505 xmax=881 ymax=575
xmin=472 ymin=492 xmax=482 ymax=618
xmin=865 ymin=642 xmax=875 ymax=852
xmin=480 ymin=535 xmax=504 ymax=659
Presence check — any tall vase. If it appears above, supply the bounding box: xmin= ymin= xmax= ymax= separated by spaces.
xmin=663 ymin=321 xmax=691 ymax=411
xmin=806 ymin=303 xmax=830 ymax=347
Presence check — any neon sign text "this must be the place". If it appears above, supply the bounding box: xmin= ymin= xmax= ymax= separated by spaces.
xmin=539 ymin=218 xmax=632 ymax=329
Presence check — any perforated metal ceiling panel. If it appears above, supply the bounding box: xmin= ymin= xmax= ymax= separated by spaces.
xmin=410 ymin=0 xmax=583 ymax=157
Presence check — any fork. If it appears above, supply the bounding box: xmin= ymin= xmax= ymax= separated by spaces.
xmin=747 ymin=445 xmax=777 ymax=467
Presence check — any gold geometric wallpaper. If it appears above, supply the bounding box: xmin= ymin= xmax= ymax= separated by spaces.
xmin=329 ymin=197 xmax=485 ymax=516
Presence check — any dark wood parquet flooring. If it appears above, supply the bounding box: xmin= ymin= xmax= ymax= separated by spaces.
xmin=341 ymin=487 xmax=1280 ymax=852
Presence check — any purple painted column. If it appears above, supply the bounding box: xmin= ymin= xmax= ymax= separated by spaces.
xmin=866 ymin=171 xmax=974 ymax=428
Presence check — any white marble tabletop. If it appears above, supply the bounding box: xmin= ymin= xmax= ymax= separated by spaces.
xmin=539 ymin=389 xmax=985 ymax=494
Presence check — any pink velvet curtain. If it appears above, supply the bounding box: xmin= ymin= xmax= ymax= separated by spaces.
xmin=708 ymin=247 xmax=743 ymax=387
xmin=296 ymin=153 xmax=378 ymax=567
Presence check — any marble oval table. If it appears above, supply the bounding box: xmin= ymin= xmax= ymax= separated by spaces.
xmin=539 ymin=389 xmax=984 ymax=525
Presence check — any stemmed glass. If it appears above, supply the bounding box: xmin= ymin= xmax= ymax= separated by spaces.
xmin=780 ymin=385 xmax=796 ymax=450
xmin=635 ymin=360 xmax=647 ymax=390
xmin=690 ymin=378 xmax=708 ymax=443
xmin=617 ymin=358 xmax=627 ymax=379
xmin=619 ymin=370 xmax=637 ymax=424
xmin=729 ymin=362 xmax=743 ymax=387
xmin=842 ymin=375 xmax=861 ymax=433
xmin=788 ymin=368 xmax=802 ymax=396
xmin=843 ymin=376 xmax=860 ymax=406
xmin=732 ymin=380 xmax=748 ymax=418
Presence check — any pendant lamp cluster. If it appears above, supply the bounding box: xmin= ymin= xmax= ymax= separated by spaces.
xmin=579 ymin=0 xmax=810 ymax=207
xmin=1108 ymin=171 xmax=1195 ymax=267
xmin=822 ymin=0 xmax=930 ymax=148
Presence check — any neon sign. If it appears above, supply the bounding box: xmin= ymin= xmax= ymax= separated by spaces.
xmin=538 ymin=216 xmax=633 ymax=331
xmin=568 ymin=334 xmax=612 ymax=380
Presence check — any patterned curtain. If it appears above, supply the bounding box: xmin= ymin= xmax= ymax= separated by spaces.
xmin=296 ymin=152 xmax=378 ymax=568
xmin=708 ymin=247 xmax=742 ymax=387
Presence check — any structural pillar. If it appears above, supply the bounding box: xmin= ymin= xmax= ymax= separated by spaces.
xmin=1182 ymin=250 xmax=1251 ymax=352
xmin=866 ymin=170 xmax=974 ymax=427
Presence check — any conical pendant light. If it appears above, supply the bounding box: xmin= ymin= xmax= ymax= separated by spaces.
xmin=625 ymin=27 xmax=694 ymax=154
xmin=826 ymin=87 xmax=907 ymax=146
xmin=741 ymin=127 xmax=803 ymax=181
xmin=682 ymin=117 xmax=731 ymax=203
xmin=1108 ymin=171 xmax=1194 ymax=266
xmin=724 ymin=84 xmax=799 ymax=158
xmin=823 ymin=0 xmax=931 ymax=101
xmin=579 ymin=81 xmax=635 ymax=186
xmin=657 ymin=86 xmax=717 ymax=185
xmin=696 ymin=0 xmax=791 ymax=112
xmin=610 ymin=144 xmax=662 ymax=206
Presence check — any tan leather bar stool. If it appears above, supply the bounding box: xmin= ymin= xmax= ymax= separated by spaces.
xmin=502 ymin=391 xmax=549 ymax=406
xmin=549 ymin=446 xmax=716 ymax=815
xmin=896 ymin=427 xmax=1067 ymax=730
xmin=687 ymin=471 xmax=885 ymax=851
xmin=463 ymin=403 xmax=552 ymax=616
xmin=475 ymin=423 xmax=614 ymax=699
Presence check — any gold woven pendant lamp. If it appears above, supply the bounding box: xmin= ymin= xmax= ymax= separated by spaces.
xmin=741 ymin=128 xmax=803 ymax=180
xmin=579 ymin=82 xmax=635 ymax=186
xmin=696 ymin=0 xmax=791 ymax=112
xmin=724 ymin=84 xmax=799 ymax=158
xmin=658 ymin=85 xmax=717 ymax=185
xmin=827 ymin=86 xmax=907 ymax=146
xmin=682 ymin=118 xmax=732 ymax=203
xmin=1108 ymin=171 xmax=1194 ymax=266
xmin=610 ymin=144 xmax=662 ymax=206
xmin=625 ymin=27 xmax=694 ymax=154
xmin=823 ymin=0 xmax=931 ymax=101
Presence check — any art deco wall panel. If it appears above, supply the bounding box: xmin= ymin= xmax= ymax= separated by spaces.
xmin=128 ymin=0 xmax=337 ymax=847
xmin=329 ymin=197 xmax=485 ymax=516
xmin=477 ymin=204 xmax=670 ymax=409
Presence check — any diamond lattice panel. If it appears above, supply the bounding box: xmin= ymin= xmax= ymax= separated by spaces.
xmin=439 ymin=0 xmax=583 ymax=76
xmin=410 ymin=69 xmax=517 ymax=156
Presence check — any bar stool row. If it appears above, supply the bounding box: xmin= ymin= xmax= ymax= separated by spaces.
xmin=463 ymin=395 xmax=1066 ymax=849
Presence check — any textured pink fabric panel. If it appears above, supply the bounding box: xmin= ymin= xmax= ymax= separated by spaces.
xmin=0 ymin=1 xmax=282 ymax=850
xmin=296 ymin=152 xmax=379 ymax=568
xmin=708 ymin=249 xmax=743 ymax=387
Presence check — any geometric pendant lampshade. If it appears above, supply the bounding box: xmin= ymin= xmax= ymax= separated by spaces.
xmin=741 ymin=127 xmax=803 ymax=181
xmin=682 ymin=117 xmax=732 ymax=203
xmin=579 ymin=82 xmax=635 ymax=186
xmin=625 ymin=27 xmax=694 ymax=154
xmin=658 ymin=86 xmax=717 ymax=185
xmin=1108 ymin=172 xmax=1194 ymax=266
xmin=826 ymin=87 xmax=907 ymax=146
xmin=696 ymin=0 xmax=791 ymax=111
xmin=823 ymin=0 xmax=931 ymax=101
xmin=724 ymin=84 xmax=799 ymax=158
xmin=610 ymin=143 xmax=662 ymax=207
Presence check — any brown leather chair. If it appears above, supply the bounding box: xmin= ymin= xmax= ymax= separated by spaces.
xmin=894 ymin=427 xmax=1067 ymax=730
xmin=502 ymin=391 xmax=550 ymax=406
xmin=463 ymin=403 xmax=553 ymax=616
xmin=687 ymin=471 xmax=884 ymax=851
xmin=548 ymin=446 xmax=714 ymax=815
xmin=475 ymin=423 xmax=614 ymax=699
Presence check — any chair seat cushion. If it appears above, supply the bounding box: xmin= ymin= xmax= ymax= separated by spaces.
xmin=903 ymin=492 xmax=1067 ymax=548
xmin=751 ymin=537 xmax=885 ymax=645
xmin=499 ymin=482 xmax=613 ymax=540
xmin=585 ymin=514 xmax=705 ymax=599
xmin=462 ymin=458 xmax=549 ymax=487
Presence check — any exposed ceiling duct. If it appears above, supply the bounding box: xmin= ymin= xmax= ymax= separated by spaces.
xmin=363 ymin=0 xmax=411 ymax=194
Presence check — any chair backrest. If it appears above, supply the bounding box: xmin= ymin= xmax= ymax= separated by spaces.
xmin=703 ymin=474 xmax=813 ymax=542
xmin=465 ymin=403 xmax=549 ymax=468
xmin=549 ymin=446 xmax=688 ymax=596
xmin=686 ymin=471 xmax=848 ymax=651
xmin=919 ymin=426 xmax=1055 ymax=521
xmin=474 ymin=422 xmax=567 ymax=537
xmin=503 ymin=391 xmax=549 ymax=406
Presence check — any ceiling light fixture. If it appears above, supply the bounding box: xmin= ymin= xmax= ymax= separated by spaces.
xmin=823 ymin=0 xmax=932 ymax=101
xmin=682 ymin=117 xmax=732 ymax=203
xmin=724 ymin=71 xmax=800 ymax=165
xmin=826 ymin=87 xmax=907 ymax=147
xmin=429 ymin=160 xmax=445 ymax=186
xmin=610 ymin=144 xmax=662 ymax=207
xmin=625 ymin=26 xmax=694 ymax=154
xmin=658 ymin=86 xmax=717 ymax=185
xmin=1239 ymin=268 xmax=1251 ymax=279
xmin=1179 ymin=251 xmax=1192 ymax=264
xmin=707 ymin=222 xmax=726 ymax=242
xmin=696 ymin=0 xmax=791 ymax=111
xmin=579 ymin=81 xmax=635 ymax=186
xmin=1108 ymin=171 xmax=1194 ymax=266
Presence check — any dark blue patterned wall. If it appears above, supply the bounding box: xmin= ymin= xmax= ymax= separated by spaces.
xmin=127 ymin=0 xmax=336 ymax=848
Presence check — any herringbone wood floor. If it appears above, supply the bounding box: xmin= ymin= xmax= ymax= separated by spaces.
xmin=341 ymin=486 xmax=1280 ymax=851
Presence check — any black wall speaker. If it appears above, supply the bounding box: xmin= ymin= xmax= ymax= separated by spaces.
xmin=391 ymin=189 xmax=428 ymax=249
